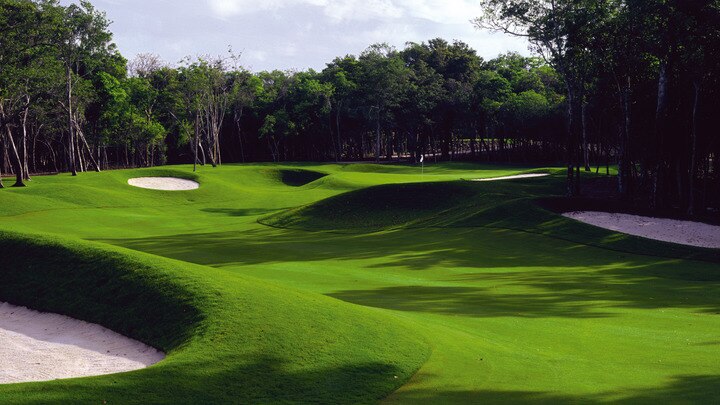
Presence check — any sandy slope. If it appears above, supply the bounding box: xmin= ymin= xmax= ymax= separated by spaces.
xmin=564 ymin=211 xmax=720 ymax=249
xmin=128 ymin=177 xmax=199 ymax=191
xmin=0 ymin=302 xmax=164 ymax=384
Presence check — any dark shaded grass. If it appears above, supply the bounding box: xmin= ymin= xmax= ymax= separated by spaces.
xmin=261 ymin=175 xmax=720 ymax=264
xmin=0 ymin=231 xmax=204 ymax=351
xmin=0 ymin=231 xmax=430 ymax=404
xmin=387 ymin=375 xmax=720 ymax=404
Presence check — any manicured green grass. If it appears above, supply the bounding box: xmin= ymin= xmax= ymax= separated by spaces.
xmin=0 ymin=162 xmax=718 ymax=404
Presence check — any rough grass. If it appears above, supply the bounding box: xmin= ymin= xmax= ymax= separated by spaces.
xmin=0 ymin=162 xmax=718 ymax=404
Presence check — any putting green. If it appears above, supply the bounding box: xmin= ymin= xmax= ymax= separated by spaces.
xmin=0 ymin=163 xmax=718 ymax=404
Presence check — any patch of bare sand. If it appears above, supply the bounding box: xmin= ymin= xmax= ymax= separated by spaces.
xmin=128 ymin=177 xmax=199 ymax=191
xmin=563 ymin=211 xmax=720 ymax=249
xmin=0 ymin=302 xmax=165 ymax=384
xmin=471 ymin=173 xmax=549 ymax=182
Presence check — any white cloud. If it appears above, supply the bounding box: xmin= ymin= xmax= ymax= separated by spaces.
xmin=207 ymin=0 xmax=325 ymax=19
xmin=321 ymin=0 xmax=403 ymax=22
xmin=207 ymin=0 xmax=415 ymax=22
xmin=65 ymin=0 xmax=530 ymax=72
xmin=400 ymin=0 xmax=482 ymax=25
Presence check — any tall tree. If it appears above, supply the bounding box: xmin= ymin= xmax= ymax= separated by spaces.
xmin=475 ymin=0 xmax=609 ymax=195
xmin=358 ymin=44 xmax=410 ymax=162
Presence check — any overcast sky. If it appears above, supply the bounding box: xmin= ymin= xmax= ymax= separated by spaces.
xmin=60 ymin=0 xmax=531 ymax=72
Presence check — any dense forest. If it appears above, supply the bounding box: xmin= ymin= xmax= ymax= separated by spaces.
xmin=0 ymin=0 xmax=718 ymax=215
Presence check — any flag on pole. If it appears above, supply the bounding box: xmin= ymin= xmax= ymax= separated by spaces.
xmin=420 ymin=155 xmax=424 ymax=163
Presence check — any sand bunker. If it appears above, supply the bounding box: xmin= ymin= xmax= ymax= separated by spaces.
xmin=128 ymin=177 xmax=199 ymax=191
xmin=563 ymin=211 xmax=720 ymax=249
xmin=472 ymin=173 xmax=550 ymax=182
xmin=0 ymin=302 xmax=165 ymax=384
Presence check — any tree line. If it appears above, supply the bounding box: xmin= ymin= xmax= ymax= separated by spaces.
xmin=1 ymin=0 xmax=718 ymax=215
xmin=477 ymin=0 xmax=720 ymax=213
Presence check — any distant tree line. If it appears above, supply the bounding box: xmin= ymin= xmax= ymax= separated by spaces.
xmin=0 ymin=0 xmax=568 ymax=183
xmin=476 ymin=0 xmax=720 ymax=213
xmin=1 ymin=0 xmax=718 ymax=215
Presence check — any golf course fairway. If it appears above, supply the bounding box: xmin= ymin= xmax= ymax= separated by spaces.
xmin=0 ymin=163 xmax=718 ymax=404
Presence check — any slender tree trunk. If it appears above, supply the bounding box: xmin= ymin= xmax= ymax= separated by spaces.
xmin=75 ymin=129 xmax=85 ymax=172
xmin=20 ymin=105 xmax=30 ymax=180
xmin=77 ymin=126 xmax=100 ymax=172
xmin=565 ymin=85 xmax=576 ymax=196
xmin=375 ymin=106 xmax=381 ymax=163
xmin=618 ymin=77 xmax=632 ymax=199
xmin=5 ymin=126 xmax=26 ymax=187
xmin=581 ymin=99 xmax=590 ymax=172
xmin=42 ymin=140 xmax=57 ymax=173
xmin=651 ymin=60 xmax=669 ymax=210
xmin=31 ymin=124 xmax=42 ymax=174
xmin=199 ymin=141 xmax=207 ymax=166
xmin=235 ymin=118 xmax=245 ymax=163
xmin=67 ymin=66 xmax=78 ymax=176
xmin=336 ymin=104 xmax=342 ymax=162
xmin=193 ymin=114 xmax=199 ymax=172
xmin=687 ymin=80 xmax=700 ymax=215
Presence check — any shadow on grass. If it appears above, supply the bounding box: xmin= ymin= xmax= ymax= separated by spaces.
xmin=0 ymin=354 xmax=406 ymax=404
xmin=330 ymin=285 xmax=615 ymax=318
xmin=390 ymin=374 xmax=720 ymax=404
xmin=201 ymin=208 xmax=278 ymax=217
xmin=102 ymin=226 xmax=720 ymax=319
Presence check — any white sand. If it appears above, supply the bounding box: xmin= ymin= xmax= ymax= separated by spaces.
xmin=563 ymin=211 xmax=720 ymax=249
xmin=128 ymin=177 xmax=199 ymax=191
xmin=471 ymin=173 xmax=550 ymax=182
xmin=0 ymin=302 xmax=165 ymax=384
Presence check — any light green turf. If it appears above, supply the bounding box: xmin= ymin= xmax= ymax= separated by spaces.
xmin=0 ymin=162 xmax=718 ymax=404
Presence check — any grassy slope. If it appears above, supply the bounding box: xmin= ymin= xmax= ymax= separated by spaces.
xmin=1 ymin=163 xmax=718 ymax=403
xmin=0 ymin=233 xmax=430 ymax=404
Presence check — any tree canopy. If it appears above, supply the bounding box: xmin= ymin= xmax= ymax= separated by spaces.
xmin=1 ymin=0 xmax=718 ymax=216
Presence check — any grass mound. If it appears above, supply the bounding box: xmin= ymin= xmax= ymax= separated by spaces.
xmin=2 ymin=163 xmax=718 ymax=404
xmin=261 ymin=181 xmax=479 ymax=231
xmin=0 ymin=231 xmax=429 ymax=404
xmin=265 ymin=169 xmax=328 ymax=187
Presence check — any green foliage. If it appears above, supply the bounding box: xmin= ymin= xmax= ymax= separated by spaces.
xmin=97 ymin=71 xmax=166 ymax=147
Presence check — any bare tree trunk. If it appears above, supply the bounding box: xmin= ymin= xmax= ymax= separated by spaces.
xmin=41 ymin=140 xmax=57 ymax=173
xmin=651 ymin=60 xmax=669 ymax=210
xmin=20 ymin=105 xmax=31 ymax=180
xmin=193 ymin=114 xmax=199 ymax=172
xmin=375 ymin=106 xmax=381 ymax=163
xmin=66 ymin=66 xmax=77 ymax=176
xmin=207 ymin=106 xmax=217 ymax=167
xmin=235 ymin=117 xmax=245 ymax=163
xmin=687 ymin=80 xmax=700 ymax=216
xmin=618 ymin=77 xmax=632 ymax=199
xmin=336 ymin=104 xmax=342 ymax=162
xmin=5 ymin=126 xmax=26 ymax=187
xmin=76 ymin=125 xmax=100 ymax=172
xmin=565 ymin=85 xmax=576 ymax=196
xmin=31 ymin=124 xmax=42 ymax=173
xmin=75 ymin=128 xmax=85 ymax=172
xmin=199 ymin=141 xmax=207 ymax=166
xmin=581 ymin=99 xmax=590 ymax=172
